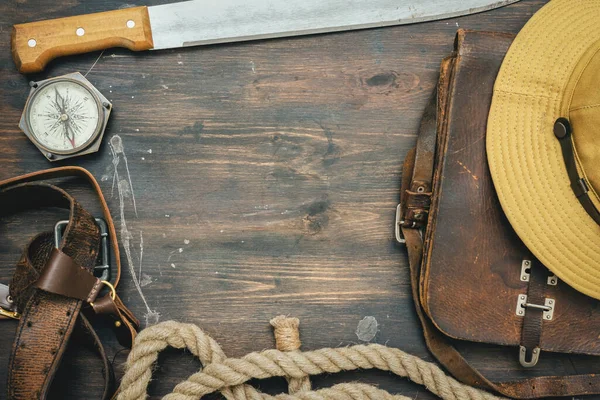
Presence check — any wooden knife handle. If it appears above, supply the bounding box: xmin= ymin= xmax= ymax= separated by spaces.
xmin=12 ymin=6 xmax=154 ymax=74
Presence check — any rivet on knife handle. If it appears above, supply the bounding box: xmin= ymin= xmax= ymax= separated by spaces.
xmin=11 ymin=6 xmax=154 ymax=74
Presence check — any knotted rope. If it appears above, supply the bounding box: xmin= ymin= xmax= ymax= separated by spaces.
xmin=270 ymin=316 xmax=311 ymax=394
xmin=117 ymin=317 xmax=506 ymax=400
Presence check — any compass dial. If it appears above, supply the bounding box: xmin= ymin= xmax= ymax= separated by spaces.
xmin=27 ymin=79 xmax=102 ymax=154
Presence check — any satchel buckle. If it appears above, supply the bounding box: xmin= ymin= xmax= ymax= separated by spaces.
xmin=54 ymin=218 xmax=111 ymax=281
xmin=515 ymin=294 xmax=555 ymax=320
xmin=519 ymin=345 xmax=540 ymax=367
xmin=395 ymin=204 xmax=407 ymax=244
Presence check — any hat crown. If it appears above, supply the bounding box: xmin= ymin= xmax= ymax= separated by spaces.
xmin=487 ymin=0 xmax=600 ymax=300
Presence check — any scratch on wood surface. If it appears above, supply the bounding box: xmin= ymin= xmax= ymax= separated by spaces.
xmin=104 ymin=53 xmax=133 ymax=58
xmin=123 ymin=140 xmax=138 ymax=215
xmin=109 ymin=135 xmax=159 ymax=326
xmin=84 ymin=49 xmax=105 ymax=77
xmin=138 ymin=230 xmax=144 ymax=281
xmin=166 ymin=247 xmax=184 ymax=266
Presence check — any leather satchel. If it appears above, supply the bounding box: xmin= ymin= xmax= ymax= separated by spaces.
xmin=397 ymin=29 xmax=600 ymax=399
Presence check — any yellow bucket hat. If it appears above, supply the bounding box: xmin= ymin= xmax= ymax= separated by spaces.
xmin=487 ymin=0 xmax=600 ymax=299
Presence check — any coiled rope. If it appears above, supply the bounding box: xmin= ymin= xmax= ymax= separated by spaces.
xmin=117 ymin=317 xmax=505 ymax=400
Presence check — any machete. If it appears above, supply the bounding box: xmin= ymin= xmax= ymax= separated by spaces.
xmin=11 ymin=0 xmax=518 ymax=74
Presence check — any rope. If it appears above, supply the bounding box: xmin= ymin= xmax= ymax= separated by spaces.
xmin=117 ymin=317 xmax=507 ymax=400
xmin=270 ymin=316 xmax=311 ymax=394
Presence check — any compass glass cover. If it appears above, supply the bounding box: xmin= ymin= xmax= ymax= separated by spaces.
xmin=27 ymin=80 xmax=101 ymax=153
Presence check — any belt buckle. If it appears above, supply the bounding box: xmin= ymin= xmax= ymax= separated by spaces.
xmin=0 ymin=284 xmax=19 ymax=320
xmin=54 ymin=218 xmax=111 ymax=281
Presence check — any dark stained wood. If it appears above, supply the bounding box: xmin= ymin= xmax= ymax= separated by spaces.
xmin=4 ymin=1 xmax=596 ymax=399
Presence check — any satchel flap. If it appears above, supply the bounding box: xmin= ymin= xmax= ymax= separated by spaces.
xmin=420 ymin=29 xmax=600 ymax=356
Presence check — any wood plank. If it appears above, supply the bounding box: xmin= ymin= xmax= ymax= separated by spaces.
xmin=3 ymin=1 xmax=591 ymax=400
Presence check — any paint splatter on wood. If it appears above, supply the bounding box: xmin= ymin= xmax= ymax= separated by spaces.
xmin=108 ymin=134 xmax=160 ymax=326
xmin=356 ymin=316 xmax=378 ymax=342
xmin=140 ymin=273 xmax=152 ymax=287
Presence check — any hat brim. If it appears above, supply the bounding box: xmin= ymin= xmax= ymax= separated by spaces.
xmin=487 ymin=0 xmax=600 ymax=299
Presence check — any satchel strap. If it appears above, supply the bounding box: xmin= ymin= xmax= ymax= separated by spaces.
xmin=396 ymin=90 xmax=438 ymax=243
xmin=0 ymin=167 xmax=139 ymax=399
xmin=400 ymin=88 xmax=600 ymax=398
xmin=518 ymin=259 xmax=548 ymax=367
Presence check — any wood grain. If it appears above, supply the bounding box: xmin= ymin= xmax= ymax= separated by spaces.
xmin=3 ymin=1 xmax=595 ymax=400
xmin=12 ymin=6 xmax=153 ymax=73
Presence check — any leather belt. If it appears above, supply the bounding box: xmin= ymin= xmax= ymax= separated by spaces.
xmin=0 ymin=167 xmax=139 ymax=400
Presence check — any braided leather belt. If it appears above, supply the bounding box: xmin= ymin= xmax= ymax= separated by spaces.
xmin=0 ymin=167 xmax=139 ymax=400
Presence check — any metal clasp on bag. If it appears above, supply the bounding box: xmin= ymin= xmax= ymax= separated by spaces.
xmin=54 ymin=218 xmax=111 ymax=281
xmin=519 ymin=345 xmax=540 ymax=368
xmin=515 ymin=294 xmax=555 ymax=320
xmin=520 ymin=260 xmax=558 ymax=285
xmin=395 ymin=204 xmax=407 ymax=244
xmin=515 ymin=294 xmax=555 ymax=367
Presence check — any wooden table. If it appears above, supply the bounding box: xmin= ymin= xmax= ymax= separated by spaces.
xmin=4 ymin=1 xmax=595 ymax=399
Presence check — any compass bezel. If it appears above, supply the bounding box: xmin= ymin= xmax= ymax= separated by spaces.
xmin=24 ymin=76 xmax=105 ymax=156
xmin=19 ymin=72 xmax=112 ymax=162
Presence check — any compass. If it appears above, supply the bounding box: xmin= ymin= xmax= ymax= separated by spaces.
xmin=19 ymin=72 xmax=111 ymax=161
